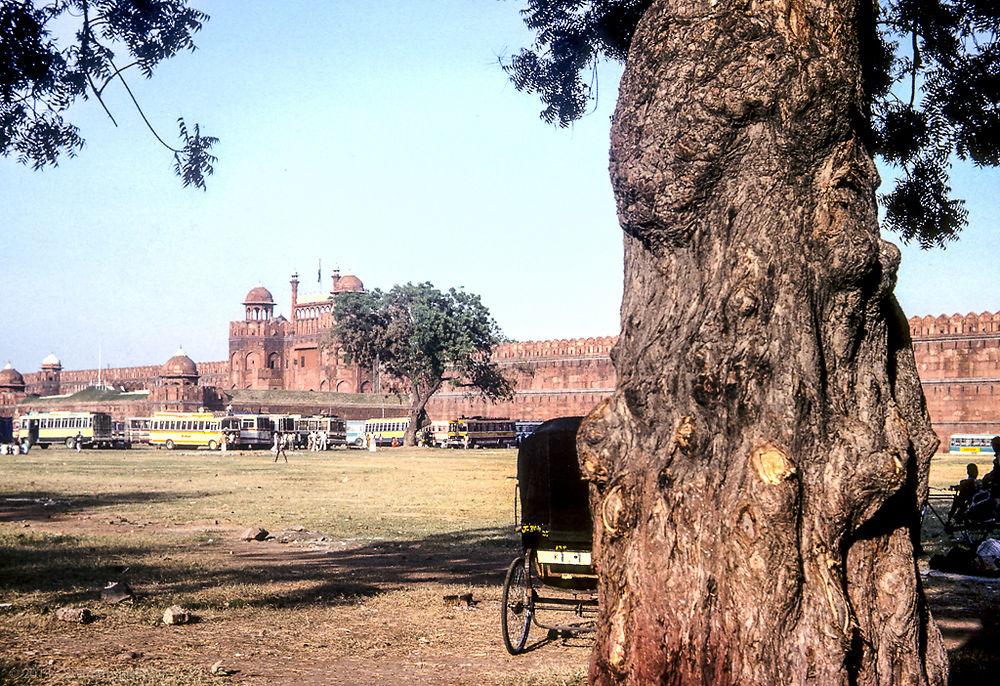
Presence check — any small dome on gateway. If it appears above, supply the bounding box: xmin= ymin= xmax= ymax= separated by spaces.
xmin=161 ymin=347 xmax=198 ymax=378
xmin=243 ymin=285 xmax=274 ymax=304
xmin=334 ymin=273 xmax=363 ymax=292
xmin=41 ymin=352 xmax=61 ymax=369
xmin=0 ymin=362 xmax=25 ymax=388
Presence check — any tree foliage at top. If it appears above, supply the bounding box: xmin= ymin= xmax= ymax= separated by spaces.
xmin=505 ymin=0 xmax=1000 ymax=248
xmin=0 ymin=0 xmax=217 ymax=189
xmin=331 ymin=282 xmax=515 ymax=444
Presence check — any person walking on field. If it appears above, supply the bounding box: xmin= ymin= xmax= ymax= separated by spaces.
xmin=74 ymin=432 xmax=82 ymax=452
xmin=273 ymin=431 xmax=287 ymax=463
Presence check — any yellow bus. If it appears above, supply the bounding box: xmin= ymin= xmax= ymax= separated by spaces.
xmin=363 ymin=417 xmax=410 ymax=447
xmin=447 ymin=417 xmax=516 ymax=449
xmin=148 ymin=412 xmax=237 ymax=451
xmin=14 ymin=411 xmax=113 ymax=448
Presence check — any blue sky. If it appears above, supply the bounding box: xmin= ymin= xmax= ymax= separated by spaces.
xmin=2 ymin=1 xmax=997 ymax=374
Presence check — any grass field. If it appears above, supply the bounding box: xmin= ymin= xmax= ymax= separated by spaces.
xmin=0 ymin=445 xmax=996 ymax=684
xmin=0 ymin=445 xmax=516 ymax=539
xmin=0 ymin=445 xmax=591 ymax=685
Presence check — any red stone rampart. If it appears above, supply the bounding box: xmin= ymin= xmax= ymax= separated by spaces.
xmin=907 ymin=312 xmax=1000 ymax=448
xmin=11 ymin=318 xmax=999 ymax=450
xmin=908 ymin=312 xmax=1000 ymax=338
xmin=426 ymin=337 xmax=617 ymax=421
xmin=23 ymin=361 xmax=230 ymax=394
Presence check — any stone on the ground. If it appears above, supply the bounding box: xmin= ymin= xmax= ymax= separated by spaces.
xmin=162 ymin=605 xmax=191 ymax=625
xmin=56 ymin=607 xmax=92 ymax=623
xmin=443 ymin=593 xmax=475 ymax=608
xmin=101 ymin=580 xmax=133 ymax=604
xmin=210 ymin=660 xmax=237 ymax=676
xmin=240 ymin=526 xmax=268 ymax=541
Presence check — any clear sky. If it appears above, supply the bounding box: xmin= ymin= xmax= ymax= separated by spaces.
xmin=2 ymin=1 xmax=997 ymax=374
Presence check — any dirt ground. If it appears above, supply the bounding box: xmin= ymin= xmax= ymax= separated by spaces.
xmin=0 ymin=498 xmax=589 ymax=685
xmin=3 ymin=491 xmax=999 ymax=684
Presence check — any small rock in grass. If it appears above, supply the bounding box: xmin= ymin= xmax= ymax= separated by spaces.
xmin=162 ymin=605 xmax=191 ymax=625
xmin=102 ymin=580 xmax=133 ymax=604
xmin=210 ymin=660 xmax=237 ymax=676
xmin=240 ymin=526 xmax=268 ymax=541
xmin=56 ymin=607 xmax=92 ymax=623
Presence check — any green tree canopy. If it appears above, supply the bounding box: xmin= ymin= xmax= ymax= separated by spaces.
xmin=0 ymin=0 xmax=216 ymax=188
xmin=331 ymin=282 xmax=515 ymax=445
xmin=505 ymin=0 xmax=1000 ymax=247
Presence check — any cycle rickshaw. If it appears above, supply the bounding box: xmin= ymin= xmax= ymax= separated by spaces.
xmin=500 ymin=416 xmax=598 ymax=654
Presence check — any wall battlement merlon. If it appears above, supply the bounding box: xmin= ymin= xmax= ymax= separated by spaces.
xmin=908 ymin=311 xmax=1000 ymax=338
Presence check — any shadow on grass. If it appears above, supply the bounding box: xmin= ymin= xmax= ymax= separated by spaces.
xmin=0 ymin=521 xmax=523 ymax=614
xmin=0 ymin=489 xmax=200 ymax=523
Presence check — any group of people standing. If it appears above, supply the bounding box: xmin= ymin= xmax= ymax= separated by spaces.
xmin=268 ymin=430 xmax=332 ymax=462
xmin=305 ymin=430 xmax=330 ymax=452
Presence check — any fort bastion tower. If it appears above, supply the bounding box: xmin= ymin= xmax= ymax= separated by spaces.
xmin=228 ymin=270 xmax=370 ymax=393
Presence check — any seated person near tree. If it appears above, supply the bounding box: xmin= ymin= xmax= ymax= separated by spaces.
xmin=981 ymin=436 xmax=1000 ymax=497
xmin=961 ymin=436 xmax=1000 ymax=525
xmin=948 ymin=463 xmax=981 ymax=524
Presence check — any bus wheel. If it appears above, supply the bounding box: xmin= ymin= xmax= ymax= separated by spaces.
xmin=65 ymin=437 xmax=75 ymax=449
xmin=208 ymin=440 xmax=218 ymax=451
xmin=165 ymin=439 xmax=175 ymax=450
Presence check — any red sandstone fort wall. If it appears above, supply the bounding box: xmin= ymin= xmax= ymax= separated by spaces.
xmin=8 ymin=313 xmax=999 ymax=447
xmin=907 ymin=316 xmax=1000 ymax=445
xmin=426 ymin=337 xmax=617 ymax=421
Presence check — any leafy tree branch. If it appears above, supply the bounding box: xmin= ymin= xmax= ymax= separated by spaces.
xmin=0 ymin=0 xmax=217 ymax=189
xmin=504 ymin=0 xmax=999 ymax=248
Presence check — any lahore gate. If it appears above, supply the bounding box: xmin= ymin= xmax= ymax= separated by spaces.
xmin=2 ymin=266 xmax=998 ymax=449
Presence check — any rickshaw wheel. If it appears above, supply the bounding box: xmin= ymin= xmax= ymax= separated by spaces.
xmin=501 ymin=556 xmax=532 ymax=654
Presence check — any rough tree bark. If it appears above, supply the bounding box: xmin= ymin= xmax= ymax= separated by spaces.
xmin=577 ymin=1 xmax=948 ymax=683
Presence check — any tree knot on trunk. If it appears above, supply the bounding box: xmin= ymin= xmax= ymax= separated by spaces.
xmin=608 ymin=594 xmax=632 ymax=671
xmin=812 ymin=138 xmax=880 ymax=268
xmin=777 ymin=0 xmax=812 ymax=45
xmin=601 ymin=484 xmax=632 ymax=537
xmin=673 ymin=415 xmax=696 ymax=453
xmin=750 ymin=443 xmax=795 ymax=484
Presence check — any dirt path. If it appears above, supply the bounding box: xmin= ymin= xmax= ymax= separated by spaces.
xmin=1 ymin=500 xmax=591 ymax=685
xmin=3 ymin=499 xmax=999 ymax=684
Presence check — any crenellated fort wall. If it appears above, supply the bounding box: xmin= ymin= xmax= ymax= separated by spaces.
xmin=906 ymin=312 xmax=1000 ymax=445
xmin=425 ymin=337 xmax=617 ymax=421
xmin=7 ymin=312 xmax=999 ymax=449
xmin=23 ymin=362 xmax=229 ymax=395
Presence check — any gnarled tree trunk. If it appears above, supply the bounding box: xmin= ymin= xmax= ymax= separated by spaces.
xmin=577 ymin=1 xmax=947 ymax=683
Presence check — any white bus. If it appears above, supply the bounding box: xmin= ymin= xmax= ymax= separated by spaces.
xmin=948 ymin=434 xmax=998 ymax=455
xmin=15 ymin=411 xmax=113 ymax=448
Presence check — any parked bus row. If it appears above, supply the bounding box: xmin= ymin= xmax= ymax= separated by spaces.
xmin=7 ymin=411 xmax=547 ymax=452
xmin=10 ymin=411 xmax=348 ymax=451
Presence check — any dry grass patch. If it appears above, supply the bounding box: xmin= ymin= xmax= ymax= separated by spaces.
xmin=0 ymin=446 xmax=588 ymax=685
